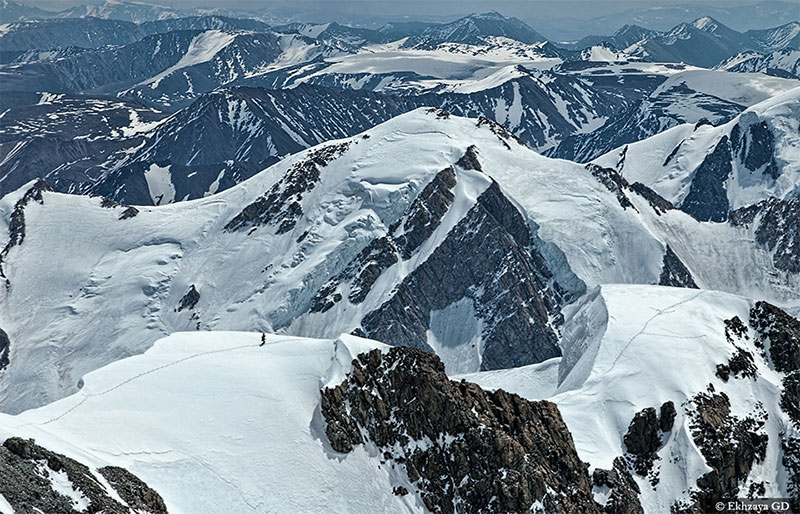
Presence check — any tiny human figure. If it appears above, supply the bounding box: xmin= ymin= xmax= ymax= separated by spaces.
xmin=260 ymin=333 xmax=266 ymax=346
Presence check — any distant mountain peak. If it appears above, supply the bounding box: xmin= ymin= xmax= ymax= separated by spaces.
xmin=467 ymin=11 xmax=507 ymax=20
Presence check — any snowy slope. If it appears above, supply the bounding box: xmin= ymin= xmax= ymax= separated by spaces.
xmin=463 ymin=284 xmax=799 ymax=513
xmin=593 ymin=86 xmax=800 ymax=214
xmin=2 ymin=286 xmax=798 ymax=513
xmin=1 ymin=108 xmax=798 ymax=414
xmin=0 ymin=332 xmax=430 ymax=513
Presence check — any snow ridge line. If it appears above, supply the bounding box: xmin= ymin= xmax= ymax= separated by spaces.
xmin=41 ymin=343 xmax=259 ymax=425
xmin=602 ymin=291 xmax=706 ymax=375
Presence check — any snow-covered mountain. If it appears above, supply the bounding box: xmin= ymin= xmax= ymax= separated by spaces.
xmin=0 ymin=17 xmax=148 ymax=53
xmin=464 ymin=284 xmax=800 ymax=513
xmin=624 ymin=17 xmax=762 ymax=68
xmin=0 ymin=92 xmax=168 ymax=198
xmin=55 ymin=0 xmax=195 ymax=23
xmin=89 ymin=85 xmax=422 ymax=204
xmin=402 ymin=12 xmax=549 ymax=50
xmin=746 ymin=21 xmax=800 ymax=51
xmin=540 ymin=1 xmax=800 ymax=41
xmin=0 ymin=0 xmax=264 ymax=24
xmin=2 ymin=63 xmax=658 ymax=204
xmin=553 ymin=69 xmax=800 ymax=162
xmin=1 ymin=108 xmax=798 ymax=415
xmin=0 ymin=15 xmax=273 ymax=56
xmin=2 ymin=283 xmax=799 ymax=513
xmin=568 ymin=17 xmax=800 ymax=70
xmin=594 ymin=86 xmax=800 ymax=221
xmin=0 ymin=28 xmax=347 ymax=109
xmin=0 ymin=0 xmax=54 ymax=22
xmin=718 ymin=48 xmax=800 ymax=79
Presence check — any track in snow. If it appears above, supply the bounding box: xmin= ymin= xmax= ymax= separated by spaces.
xmin=42 ymin=341 xmax=262 ymax=425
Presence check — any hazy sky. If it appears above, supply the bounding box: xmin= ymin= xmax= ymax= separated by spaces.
xmin=27 ymin=0 xmax=777 ymax=20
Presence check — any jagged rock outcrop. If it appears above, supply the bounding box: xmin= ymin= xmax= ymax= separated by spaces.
xmin=585 ymin=164 xmax=635 ymax=210
xmin=592 ymin=458 xmax=644 ymax=514
xmin=680 ymin=136 xmax=732 ymax=222
xmin=224 ymin=142 xmax=352 ymax=234
xmin=98 ymin=466 xmax=169 ymax=514
xmin=359 ymin=179 xmax=563 ymax=370
xmin=716 ymin=316 xmax=757 ymax=382
xmin=623 ymin=408 xmax=660 ymax=476
xmin=680 ymin=388 xmax=768 ymax=512
xmin=622 ymin=401 xmax=679 ymax=484
xmin=0 ymin=328 xmax=9 ymax=373
xmin=311 ymin=165 xmax=459 ymax=313
xmin=658 ymin=245 xmax=698 ymax=288
xmin=177 ymin=285 xmax=200 ymax=312
xmin=750 ymin=302 xmax=800 ymax=426
xmin=0 ymin=437 xmax=168 ymax=514
xmin=0 ymin=179 xmax=53 ymax=284
xmin=731 ymin=120 xmax=779 ymax=179
xmin=659 ymin=401 xmax=676 ymax=432
xmin=629 ymin=182 xmax=674 ymax=215
xmin=730 ymin=198 xmax=799 ymax=273
xmin=321 ymin=347 xmax=602 ymax=513
xmin=782 ymin=435 xmax=800 ymax=511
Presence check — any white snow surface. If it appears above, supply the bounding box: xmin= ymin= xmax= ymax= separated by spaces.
xmin=648 ymin=69 xmax=800 ymax=108
xmin=466 ymin=284 xmax=796 ymax=514
xmin=292 ymin=37 xmax=562 ymax=93
xmin=0 ymin=108 xmax=798 ymax=413
xmin=0 ymin=332 xmax=430 ymax=514
xmin=143 ymin=163 xmax=176 ymax=205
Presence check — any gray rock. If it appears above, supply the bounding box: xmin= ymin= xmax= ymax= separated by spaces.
xmin=321 ymin=346 xmax=602 ymax=513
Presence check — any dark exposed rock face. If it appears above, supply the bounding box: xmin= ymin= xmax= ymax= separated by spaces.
xmin=630 ymin=182 xmax=674 ymax=215
xmin=734 ymin=121 xmax=779 ymax=179
xmin=0 ymin=437 xmax=168 ymax=514
xmin=455 ymin=145 xmax=483 ymax=171
xmin=716 ymin=316 xmax=757 ymax=382
xmin=359 ymin=180 xmax=563 ymax=370
xmin=751 ymin=302 xmax=800 ymax=427
xmin=659 ymin=401 xmax=676 ymax=432
xmin=321 ymin=347 xmax=602 ymax=513
xmin=119 ymin=206 xmax=139 ymax=220
xmin=476 ymin=116 xmax=526 ymax=149
xmin=658 ymin=245 xmax=699 ymax=289
xmin=750 ymin=301 xmax=800 ymax=374
xmin=586 ymin=164 xmax=635 ymax=210
xmin=98 ymin=466 xmax=169 ymax=514
xmin=311 ymin=237 xmax=399 ymax=312
xmin=682 ymin=389 xmax=768 ymax=512
xmin=0 ymin=178 xmax=53 ymax=284
xmin=393 ymin=165 xmax=457 ymax=259
xmin=592 ymin=458 xmax=644 ymax=514
xmin=782 ymin=435 xmax=800 ymax=512
xmin=224 ymin=142 xmax=351 ymax=234
xmin=730 ymin=198 xmax=799 ymax=274
xmin=177 ymin=285 xmax=200 ymax=312
xmin=680 ymin=136 xmax=732 ymax=222
xmin=0 ymin=328 xmax=9 ymax=372
xmin=623 ymin=407 xmax=661 ymax=477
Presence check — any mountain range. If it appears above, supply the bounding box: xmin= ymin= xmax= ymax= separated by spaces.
xmin=0 ymin=3 xmax=799 ymax=513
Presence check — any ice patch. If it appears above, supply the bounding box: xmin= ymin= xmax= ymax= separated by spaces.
xmin=426 ymin=298 xmax=483 ymax=374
